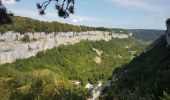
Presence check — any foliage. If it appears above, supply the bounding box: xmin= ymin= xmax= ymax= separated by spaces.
xmin=101 ymin=36 xmax=170 ymax=100
xmin=21 ymin=34 xmax=30 ymax=42
xmin=0 ymin=37 xmax=143 ymax=99
xmin=0 ymin=0 xmax=75 ymax=24
xmin=130 ymin=29 xmax=165 ymax=44
xmin=0 ymin=16 xmax=129 ymax=34
xmin=0 ymin=0 xmax=17 ymax=24
xmin=160 ymin=91 xmax=170 ymax=100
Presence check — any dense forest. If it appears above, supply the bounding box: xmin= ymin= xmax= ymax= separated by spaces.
xmin=130 ymin=29 xmax=165 ymax=44
xmin=0 ymin=37 xmax=144 ymax=99
xmin=0 ymin=16 xmax=129 ymax=34
xmin=0 ymin=16 xmax=167 ymax=100
xmin=101 ymin=36 xmax=170 ymax=100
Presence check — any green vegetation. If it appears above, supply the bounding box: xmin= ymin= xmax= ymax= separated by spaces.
xmin=0 ymin=37 xmax=144 ymax=100
xmin=130 ymin=29 xmax=165 ymax=44
xmin=1 ymin=16 xmax=166 ymax=100
xmin=0 ymin=16 xmax=129 ymax=34
xmin=101 ymin=36 xmax=170 ymax=100
xmin=21 ymin=35 xmax=30 ymax=43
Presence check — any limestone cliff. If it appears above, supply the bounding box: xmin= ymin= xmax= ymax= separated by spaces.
xmin=0 ymin=31 xmax=130 ymax=64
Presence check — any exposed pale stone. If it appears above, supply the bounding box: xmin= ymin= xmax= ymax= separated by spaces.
xmin=72 ymin=80 xmax=81 ymax=86
xmin=93 ymin=48 xmax=103 ymax=56
xmin=118 ymin=55 xmax=123 ymax=58
xmin=94 ymin=56 xmax=102 ymax=64
xmin=85 ymin=83 xmax=93 ymax=89
xmin=0 ymin=31 xmax=130 ymax=64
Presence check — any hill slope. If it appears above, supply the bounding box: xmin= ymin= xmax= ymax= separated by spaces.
xmin=101 ymin=36 xmax=170 ymax=100
xmin=130 ymin=29 xmax=165 ymax=44
xmin=0 ymin=16 xmax=129 ymax=34
xmin=0 ymin=37 xmax=144 ymax=100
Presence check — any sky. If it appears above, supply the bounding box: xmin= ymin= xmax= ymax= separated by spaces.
xmin=2 ymin=0 xmax=170 ymax=29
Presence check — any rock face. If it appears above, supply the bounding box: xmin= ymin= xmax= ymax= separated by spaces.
xmin=0 ymin=31 xmax=130 ymax=64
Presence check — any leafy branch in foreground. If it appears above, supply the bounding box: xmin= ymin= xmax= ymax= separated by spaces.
xmin=0 ymin=0 xmax=19 ymax=24
xmin=0 ymin=0 xmax=75 ymax=24
xmin=37 ymin=0 xmax=75 ymax=18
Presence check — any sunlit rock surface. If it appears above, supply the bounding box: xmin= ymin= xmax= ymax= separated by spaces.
xmin=0 ymin=31 xmax=130 ymax=64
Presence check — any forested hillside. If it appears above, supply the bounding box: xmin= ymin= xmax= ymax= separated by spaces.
xmin=130 ymin=29 xmax=165 ymax=44
xmin=0 ymin=37 xmax=144 ymax=100
xmin=101 ymin=36 xmax=170 ymax=100
xmin=0 ymin=16 xmax=129 ymax=34
xmin=0 ymin=0 xmax=168 ymax=99
xmin=1 ymin=16 xmax=166 ymax=100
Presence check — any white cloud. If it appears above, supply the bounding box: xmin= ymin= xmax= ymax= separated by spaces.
xmin=2 ymin=0 xmax=16 ymax=4
xmin=107 ymin=0 xmax=168 ymax=13
xmin=70 ymin=15 xmax=103 ymax=23
xmin=71 ymin=19 xmax=79 ymax=23
xmin=70 ymin=17 xmax=86 ymax=23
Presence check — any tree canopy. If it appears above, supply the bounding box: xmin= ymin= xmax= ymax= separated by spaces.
xmin=0 ymin=16 xmax=117 ymax=34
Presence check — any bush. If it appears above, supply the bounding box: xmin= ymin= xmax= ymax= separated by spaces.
xmin=21 ymin=35 xmax=30 ymax=42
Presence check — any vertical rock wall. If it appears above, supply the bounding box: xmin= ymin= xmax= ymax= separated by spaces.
xmin=0 ymin=31 xmax=130 ymax=64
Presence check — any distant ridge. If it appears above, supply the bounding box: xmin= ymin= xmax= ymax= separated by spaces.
xmin=130 ymin=29 xmax=165 ymax=44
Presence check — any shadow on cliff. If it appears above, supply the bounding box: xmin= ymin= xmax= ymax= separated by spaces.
xmin=101 ymin=35 xmax=170 ymax=100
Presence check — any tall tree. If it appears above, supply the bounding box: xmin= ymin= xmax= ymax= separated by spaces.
xmin=0 ymin=0 xmax=75 ymax=24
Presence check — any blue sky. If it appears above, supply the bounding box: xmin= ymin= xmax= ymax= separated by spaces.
xmin=2 ymin=0 xmax=170 ymax=29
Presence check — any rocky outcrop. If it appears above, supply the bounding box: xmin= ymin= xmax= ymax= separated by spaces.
xmin=93 ymin=48 xmax=103 ymax=64
xmin=0 ymin=31 xmax=130 ymax=64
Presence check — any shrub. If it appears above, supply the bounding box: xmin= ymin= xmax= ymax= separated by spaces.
xmin=21 ymin=35 xmax=30 ymax=42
